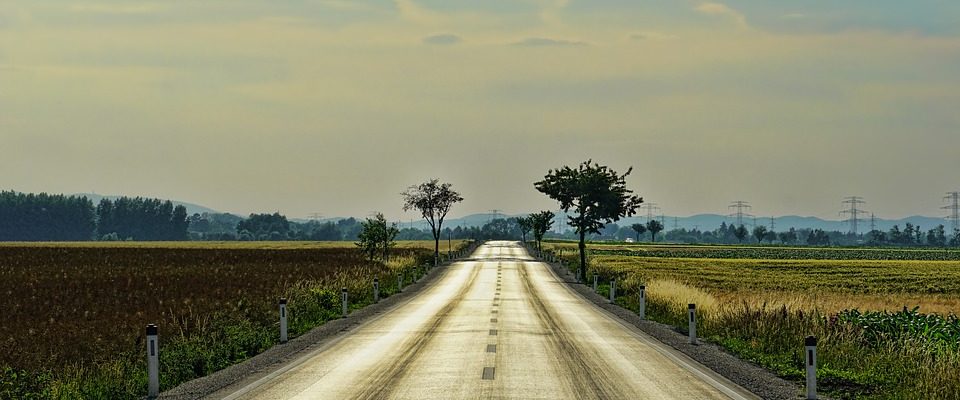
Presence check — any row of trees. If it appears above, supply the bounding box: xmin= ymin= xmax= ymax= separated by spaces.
xmin=0 ymin=192 xmax=190 ymax=241
xmin=0 ymin=191 xmax=96 ymax=241
xmin=96 ymin=197 xmax=189 ymax=241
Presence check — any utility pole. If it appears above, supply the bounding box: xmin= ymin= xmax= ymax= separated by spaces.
xmin=641 ymin=203 xmax=660 ymax=223
xmin=728 ymin=201 xmax=752 ymax=227
xmin=944 ymin=192 xmax=960 ymax=234
xmin=840 ymin=196 xmax=869 ymax=235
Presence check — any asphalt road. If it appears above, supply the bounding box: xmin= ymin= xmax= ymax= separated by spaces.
xmin=216 ymin=241 xmax=759 ymax=400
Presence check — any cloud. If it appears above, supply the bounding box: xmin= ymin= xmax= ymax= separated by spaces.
xmin=422 ymin=33 xmax=462 ymax=45
xmin=70 ymin=3 xmax=166 ymax=15
xmin=512 ymin=37 xmax=586 ymax=47
xmin=695 ymin=2 xmax=748 ymax=29
xmin=629 ymin=32 xmax=677 ymax=40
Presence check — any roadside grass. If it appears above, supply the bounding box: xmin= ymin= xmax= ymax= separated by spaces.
xmin=548 ymin=244 xmax=960 ymax=399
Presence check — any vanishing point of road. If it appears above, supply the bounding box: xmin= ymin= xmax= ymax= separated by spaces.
xmin=216 ymin=241 xmax=759 ymax=400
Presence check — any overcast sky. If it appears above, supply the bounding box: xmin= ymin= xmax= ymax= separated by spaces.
xmin=2 ymin=1 xmax=959 ymax=221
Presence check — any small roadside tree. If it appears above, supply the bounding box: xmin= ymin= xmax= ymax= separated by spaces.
xmin=517 ymin=216 xmax=533 ymax=244
xmin=646 ymin=220 xmax=664 ymax=242
xmin=356 ymin=213 xmax=399 ymax=262
xmin=733 ymin=225 xmax=749 ymax=243
xmin=530 ymin=211 xmax=555 ymax=256
xmin=752 ymin=225 xmax=768 ymax=244
xmin=535 ymin=160 xmax=643 ymax=282
xmin=402 ymin=179 xmax=464 ymax=266
xmin=630 ymin=223 xmax=646 ymax=242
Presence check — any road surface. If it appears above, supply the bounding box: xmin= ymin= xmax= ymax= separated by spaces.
xmin=218 ymin=241 xmax=758 ymax=400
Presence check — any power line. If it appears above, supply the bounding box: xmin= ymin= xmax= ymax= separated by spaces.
xmin=728 ymin=201 xmax=752 ymax=226
xmin=945 ymin=192 xmax=960 ymax=233
xmin=641 ymin=203 xmax=660 ymax=223
xmin=488 ymin=209 xmax=501 ymax=223
xmin=840 ymin=196 xmax=869 ymax=235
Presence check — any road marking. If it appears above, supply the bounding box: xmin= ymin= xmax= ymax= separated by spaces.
xmin=486 ymin=344 xmax=497 ymax=353
xmin=491 ymin=310 xmax=498 ymax=314
xmin=491 ymin=318 xmax=497 ymax=323
xmin=482 ymin=367 xmax=495 ymax=380
xmin=489 ymin=329 xmax=497 ymax=336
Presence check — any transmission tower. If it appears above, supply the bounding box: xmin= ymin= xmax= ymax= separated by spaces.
xmin=488 ymin=209 xmax=502 ymax=223
xmin=659 ymin=214 xmax=666 ymax=226
xmin=728 ymin=201 xmax=752 ymax=226
xmin=769 ymin=216 xmax=776 ymax=231
xmin=308 ymin=213 xmax=324 ymax=221
xmin=673 ymin=216 xmax=680 ymax=231
xmin=870 ymin=213 xmax=877 ymax=232
xmin=641 ymin=203 xmax=660 ymax=223
xmin=945 ymin=192 xmax=960 ymax=233
xmin=840 ymin=196 xmax=869 ymax=235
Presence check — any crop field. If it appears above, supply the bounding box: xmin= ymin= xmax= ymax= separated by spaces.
xmin=544 ymin=242 xmax=960 ymax=399
xmin=0 ymin=241 xmax=453 ymax=399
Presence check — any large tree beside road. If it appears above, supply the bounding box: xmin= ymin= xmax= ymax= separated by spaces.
xmin=402 ymin=179 xmax=464 ymax=266
xmin=534 ymin=160 xmax=643 ymax=282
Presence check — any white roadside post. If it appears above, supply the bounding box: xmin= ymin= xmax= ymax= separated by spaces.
xmin=688 ymin=304 xmax=697 ymax=345
xmin=341 ymin=288 xmax=349 ymax=317
xmin=609 ymin=278 xmax=616 ymax=303
xmin=805 ymin=336 xmax=818 ymax=399
xmin=638 ymin=285 xmax=646 ymax=319
xmin=279 ymin=298 xmax=288 ymax=344
xmin=593 ymin=272 xmax=599 ymax=292
xmin=373 ymin=278 xmax=380 ymax=303
xmin=146 ymin=324 xmax=159 ymax=398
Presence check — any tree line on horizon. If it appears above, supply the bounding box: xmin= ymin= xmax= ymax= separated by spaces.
xmin=2 ymin=189 xmax=958 ymax=247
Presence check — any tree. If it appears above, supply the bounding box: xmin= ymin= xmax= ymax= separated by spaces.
xmin=763 ymin=231 xmax=777 ymax=244
xmin=630 ymin=223 xmax=647 ymax=242
xmin=535 ymin=160 xmax=643 ymax=282
xmin=646 ymin=220 xmax=664 ymax=242
xmin=402 ymin=179 xmax=464 ymax=266
xmin=778 ymin=228 xmax=797 ymax=245
xmin=530 ymin=211 xmax=555 ymax=256
xmin=927 ymin=225 xmax=947 ymax=247
xmin=752 ymin=225 xmax=768 ymax=244
xmin=951 ymin=228 xmax=960 ymax=247
xmin=517 ymin=216 xmax=533 ymax=244
xmin=356 ymin=213 xmax=399 ymax=261
xmin=733 ymin=225 xmax=748 ymax=244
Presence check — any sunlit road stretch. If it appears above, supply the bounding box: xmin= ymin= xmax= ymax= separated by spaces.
xmin=216 ymin=241 xmax=758 ymax=400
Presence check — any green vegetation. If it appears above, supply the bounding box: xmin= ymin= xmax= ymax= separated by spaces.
xmin=0 ymin=241 xmax=469 ymax=399
xmin=546 ymin=243 xmax=960 ymax=399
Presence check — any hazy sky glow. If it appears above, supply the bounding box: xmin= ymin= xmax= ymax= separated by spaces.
xmin=2 ymin=1 xmax=959 ymax=220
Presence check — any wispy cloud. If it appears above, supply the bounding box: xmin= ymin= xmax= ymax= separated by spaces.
xmin=423 ymin=33 xmax=462 ymax=45
xmin=696 ymin=2 xmax=748 ymax=29
xmin=70 ymin=3 xmax=166 ymax=15
xmin=630 ymin=32 xmax=678 ymax=40
xmin=512 ymin=37 xmax=585 ymax=47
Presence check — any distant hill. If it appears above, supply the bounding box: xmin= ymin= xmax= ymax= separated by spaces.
xmin=74 ymin=193 xmax=220 ymax=216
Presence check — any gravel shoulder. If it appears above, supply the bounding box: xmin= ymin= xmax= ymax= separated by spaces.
xmin=156 ymin=259 xmax=458 ymax=400
xmin=543 ymin=258 xmax=812 ymax=400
